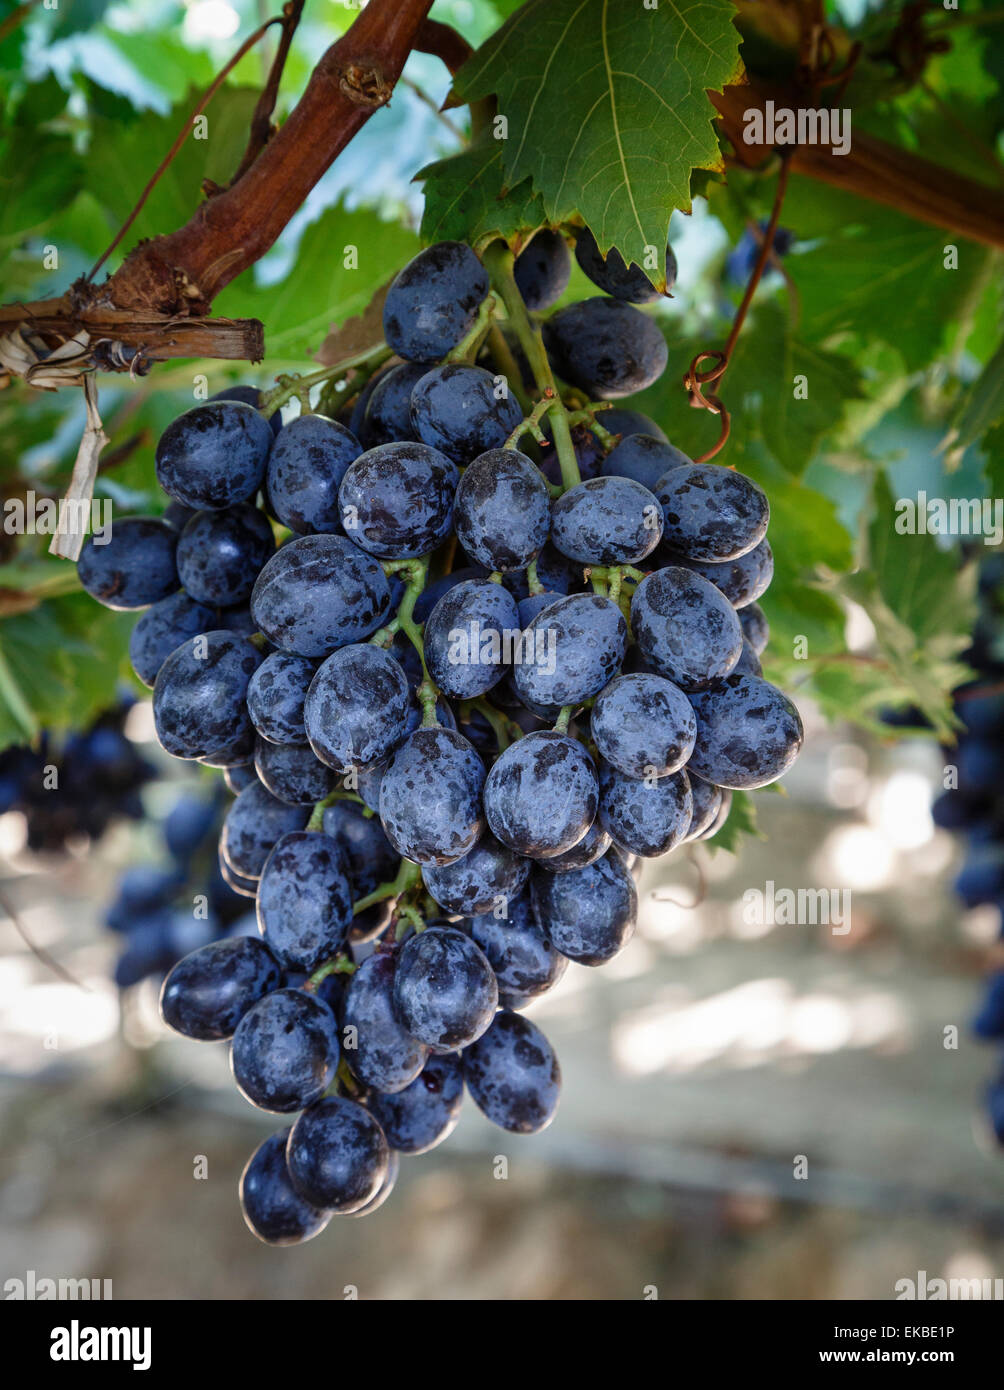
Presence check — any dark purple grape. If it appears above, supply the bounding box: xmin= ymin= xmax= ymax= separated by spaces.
xmin=286 ymin=1095 xmax=389 ymax=1212
xmin=378 ymin=728 xmax=485 ymax=866
xmin=348 ymin=1150 xmax=399 ymax=1217
xmin=383 ymin=241 xmax=489 ymax=362
xmin=685 ymin=776 xmax=724 ymax=840
xmin=304 ymin=644 xmax=410 ymax=772
xmin=220 ymin=781 xmax=310 ymax=880
xmin=675 ymin=537 xmax=773 ymax=608
xmin=631 ymin=567 xmax=742 ymax=692
xmin=366 ymin=1054 xmax=464 ymax=1153
xmin=734 ymin=640 xmax=763 ymax=676
xmin=321 ymin=800 xmax=398 ymax=900
xmin=598 ymin=761 xmax=693 ymax=857
xmin=392 ymin=926 xmax=498 ymax=1049
xmin=591 ymin=672 xmax=696 ymax=778
xmin=484 ymin=730 xmax=598 ymax=858
xmin=536 ymin=817 xmax=612 ymax=873
xmin=250 ymin=535 xmax=391 ymax=656
xmin=655 ymin=463 xmax=769 ymax=562
xmin=688 ymin=673 xmax=803 ymax=789
xmin=424 ymin=578 xmax=520 ymax=699
xmin=361 ymin=362 xmax=431 ymax=446
xmin=254 ymin=739 xmax=336 ymax=806
xmin=219 ymin=847 xmax=260 ymax=896
xmin=129 ymin=591 xmax=217 ymax=688
xmin=536 ymin=422 xmax=607 ymax=487
xmin=159 ymin=935 xmax=281 ymax=1040
xmin=256 ymin=831 xmax=352 ymax=971
xmin=574 ymin=227 xmax=675 ymax=303
xmin=543 ymin=298 xmax=668 ymax=398
xmin=153 ymin=630 xmax=262 ymax=761
xmin=462 ymin=1010 xmax=560 ymax=1134
xmin=163 ymin=500 xmax=197 ymax=530
xmin=602 ymin=409 xmax=667 ymax=443
xmin=338 ymin=441 xmax=458 ymax=559
xmin=514 ymin=593 xmax=627 ymax=712
xmin=514 ymin=228 xmax=571 ymax=310
xmin=470 ymin=890 xmax=567 ymax=1002
xmin=209 ymin=384 xmax=281 ymax=437
xmin=551 ymin=475 xmax=663 ymax=565
xmin=246 ymin=651 xmax=316 ymax=745
xmin=231 ymin=987 xmax=339 ymax=1112
xmin=601 ymin=434 xmax=691 ymax=490
xmin=530 ymin=850 xmax=637 ymax=965
xmin=740 ymin=602 xmax=769 ymax=654
xmin=156 ymin=400 xmax=272 ymax=510
xmin=239 ymin=1128 xmax=331 ymax=1246
xmin=224 ymin=763 xmax=259 ymax=795
xmin=421 ymin=831 xmax=531 ymax=916
xmin=699 ymin=786 xmax=732 ymax=841
xmin=343 ymin=951 xmax=429 ymax=1092
xmin=78 ymin=517 xmax=179 ymax=610
xmin=410 ymin=364 xmax=523 ymax=466
xmin=176 ymin=504 xmax=275 ymax=606
xmin=453 ymin=448 xmax=550 ymax=573
xmin=265 ymin=414 xmax=360 ymax=535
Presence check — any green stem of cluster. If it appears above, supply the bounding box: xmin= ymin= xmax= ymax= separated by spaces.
xmin=352 ymin=858 xmax=420 ymax=916
xmin=486 ymin=324 xmax=533 ymax=414
xmin=386 ymin=555 xmax=443 ymax=727
xmin=446 ymin=293 xmax=498 ymax=363
xmin=526 ymin=559 xmax=544 ymax=596
xmin=305 ymin=788 xmax=342 ymax=832
xmin=303 ymin=953 xmax=357 ymax=993
xmin=504 ymin=391 xmax=555 ymax=450
xmin=260 ymin=342 xmax=392 ymax=420
xmin=395 ymin=904 xmax=425 ymax=938
xmin=553 ymin=706 xmax=572 ymax=734
xmin=483 ymin=240 xmax=581 ymax=494
xmin=335 ymin=1057 xmax=362 ymax=1097
xmin=566 ymin=400 xmax=617 ymax=449
xmin=317 ymin=353 xmax=388 ymax=419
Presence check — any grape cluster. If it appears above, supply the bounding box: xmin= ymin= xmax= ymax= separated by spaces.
xmin=106 ymin=789 xmax=253 ymax=988
xmin=76 ymin=232 xmax=802 ymax=1242
xmin=931 ymin=556 xmax=1004 ymax=1146
xmin=0 ymin=700 xmax=154 ymax=851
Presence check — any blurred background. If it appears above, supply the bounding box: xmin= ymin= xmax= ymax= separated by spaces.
xmin=1 ymin=0 xmax=1002 ymax=1300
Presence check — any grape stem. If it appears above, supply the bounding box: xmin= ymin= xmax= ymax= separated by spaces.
xmin=353 ymin=857 xmax=420 ymax=915
xmin=504 ymin=391 xmax=555 ymax=450
xmin=468 ymin=697 xmax=524 ymax=751
xmin=482 ymin=240 xmax=582 ymax=494
xmin=486 ymin=325 xmax=533 ymax=414
xmin=335 ymin=1057 xmax=362 ymax=1098
xmin=553 ymin=706 xmax=572 ymax=734
xmin=306 ymin=788 xmax=342 ymax=832
xmin=303 ymin=953 xmax=357 ymax=993
xmin=260 ymin=342 xmax=392 ymax=419
xmin=395 ymin=903 xmax=425 ymax=938
xmin=526 ymin=559 xmax=544 ymax=596
xmin=565 ymin=400 xmax=616 ymax=449
xmin=446 ymin=292 xmax=498 ymax=363
xmin=385 ymin=556 xmax=443 ymax=727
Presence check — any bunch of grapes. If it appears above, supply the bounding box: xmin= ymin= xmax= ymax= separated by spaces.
xmin=106 ymin=789 xmax=253 ymax=988
xmin=0 ymin=700 xmax=155 ymax=851
xmin=931 ymin=555 xmax=1004 ymax=1147
xmin=76 ymin=231 xmax=803 ymax=1243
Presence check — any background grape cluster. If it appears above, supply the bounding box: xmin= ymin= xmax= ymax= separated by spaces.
xmin=74 ymin=231 xmax=803 ymax=1243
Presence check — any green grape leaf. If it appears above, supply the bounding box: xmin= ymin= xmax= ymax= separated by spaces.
xmin=418 ymin=133 xmax=546 ymax=247
xmin=50 ymin=0 xmax=112 ymax=40
xmin=450 ymin=0 xmax=743 ymax=268
xmin=0 ymin=130 xmax=82 ymax=251
xmin=953 ymin=335 xmax=1004 ymax=451
xmin=215 ymin=203 xmax=421 ymax=363
xmin=705 ymin=789 xmax=762 ymax=856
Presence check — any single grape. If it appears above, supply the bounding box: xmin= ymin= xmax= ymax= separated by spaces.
xmin=223 ymin=764 xmax=258 ymax=796
xmin=601 ymin=434 xmax=691 ymax=491
xmin=78 ymin=517 xmax=179 ymax=610
xmin=349 ymin=365 xmax=391 ymax=442
xmin=343 ymin=951 xmax=429 ymax=1092
xmin=250 ymin=534 xmax=391 ymax=656
xmin=410 ymin=364 xmax=523 ymax=466
xmin=462 ymin=1010 xmax=561 ymax=1134
xmin=209 ymin=384 xmax=282 ymax=437
xmin=348 ymin=1150 xmax=399 ymax=1217
xmin=513 ymin=228 xmax=571 ymax=310
xmin=176 ymin=504 xmax=275 ymax=607
xmin=514 ymin=593 xmax=627 ymax=712
xmin=734 ymin=640 xmax=763 ymax=676
xmin=254 ymin=739 xmax=335 ymax=806
xmin=684 ymin=776 xmax=724 ymax=840
xmin=543 ymin=298 xmax=668 ymax=398
xmin=517 ymin=590 xmax=564 ymax=627
xmin=688 ymin=673 xmax=804 ymax=789
xmin=164 ymin=793 xmax=217 ymax=862
xmin=536 ymin=422 xmax=606 ymax=486
xmin=530 ymin=850 xmax=637 ymax=965
xmin=231 ymin=987 xmax=340 ymax=1112
xmin=361 ymin=362 xmax=431 ymax=446
xmin=304 ymin=644 xmax=410 ymax=772
xmin=239 ymin=1128 xmax=331 ymax=1246
xmin=286 ymin=1095 xmax=390 ymax=1212
xmin=574 ymin=227 xmax=675 ymax=303
xmin=159 ymin=935 xmax=281 ymax=1040
xmin=598 ymin=761 xmax=693 ymax=857
xmin=367 ymin=1054 xmax=464 ymax=1154
xmin=601 ymin=409 xmax=668 ymax=443
xmin=424 ymin=578 xmax=520 ymax=700
xmin=675 ymin=538 xmax=774 ymax=609
xmin=156 ymin=400 xmax=273 ymax=510
xmin=631 ymin=567 xmax=742 ymax=692
xmin=129 ymin=591 xmax=217 ymax=688
xmin=322 ymin=801 xmax=399 ymax=900
xmin=392 ymin=925 xmax=498 ymax=1049
xmin=219 ymin=847 xmax=260 ymax=897
xmin=551 ymin=475 xmax=663 ymax=565
xmin=470 ymin=890 xmax=568 ymax=1002
xmin=453 ymin=448 xmax=551 ymax=573
xmin=153 ymin=630 xmax=262 ymax=761
xmin=220 ymin=781 xmax=310 ymax=880
xmin=265 ymin=414 xmax=360 ymax=535
xmin=536 ymin=817 xmax=612 ymax=873
xmin=246 ymin=651 xmax=316 ymax=746
xmin=591 ymin=672 xmax=696 ymax=778
xmin=378 ymin=727 xmax=485 ymax=866
xmin=484 ymin=730 xmax=598 ymax=858
xmin=383 ymin=241 xmax=489 ymax=362
xmin=740 ymin=602 xmax=769 ymax=654
xmin=163 ymin=500 xmax=197 ymax=531
xmin=655 ymin=463 xmax=769 ymax=562
xmin=256 ymin=831 xmax=352 ymax=971
xmin=698 ymin=786 xmax=732 ymax=841
xmin=338 ymin=441 xmax=458 ymax=559
xmin=421 ymin=831 xmax=531 ymax=916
